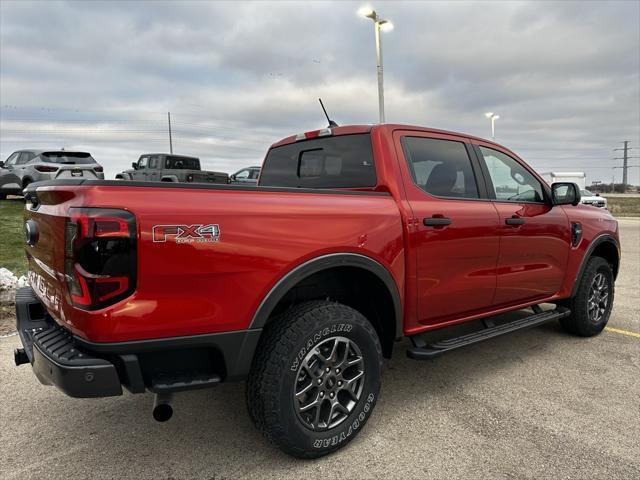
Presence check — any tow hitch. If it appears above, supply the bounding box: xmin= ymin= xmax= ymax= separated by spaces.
xmin=14 ymin=348 xmax=29 ymax=366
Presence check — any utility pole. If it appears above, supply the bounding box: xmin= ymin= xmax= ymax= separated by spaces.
xmin=613 ymin=141 xmax=639 ymax=188
xmin=167 ymin=112 xmax=173 ymax=154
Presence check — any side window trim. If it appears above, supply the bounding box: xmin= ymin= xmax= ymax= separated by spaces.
xmin=474 ymin=144 xmax=549 ymax=204
xmin=400 ymin=135 xmax=488 ymax=201
xmin=465 ymin=143 xmax=489 ymax=199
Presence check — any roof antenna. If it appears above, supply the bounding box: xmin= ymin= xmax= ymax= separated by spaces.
xmin=319 ymin=98 xmax=338 ymax=128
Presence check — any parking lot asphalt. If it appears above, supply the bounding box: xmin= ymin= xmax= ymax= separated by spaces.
xmin=1 ymin=218 xmax=638 ymax=480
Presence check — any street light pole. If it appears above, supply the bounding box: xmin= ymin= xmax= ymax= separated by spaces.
xmin=359 ymin=7 xmax=393 ymax=124
xmin=485 ymin=112 xmax=500 ymax=140
xmin=374 ymin=20 xmax=385 ymax=123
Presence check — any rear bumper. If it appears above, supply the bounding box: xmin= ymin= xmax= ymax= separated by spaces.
xmin=15 ymin=287 xmax=122 ymax=398
xmin=15 ymin=286 xmax=262 ymax=398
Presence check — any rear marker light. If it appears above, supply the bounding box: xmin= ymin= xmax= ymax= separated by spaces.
xmin=94 ymin=166 xmax=104 ymax=172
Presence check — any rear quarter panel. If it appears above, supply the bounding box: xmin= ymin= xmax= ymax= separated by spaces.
xmin=29 ymin=185 xmax=404 ymax=342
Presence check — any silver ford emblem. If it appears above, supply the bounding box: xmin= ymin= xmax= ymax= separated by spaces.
xmin=24 ymin=220 xmax=39 ymax=246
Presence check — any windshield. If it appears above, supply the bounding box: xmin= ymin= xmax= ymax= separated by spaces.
xmin=581 ymin=189 xmax=594 ymax=196
xmin=41 ymin=152 xmax=96 ymax=164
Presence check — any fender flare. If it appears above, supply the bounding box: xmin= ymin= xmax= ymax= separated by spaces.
xmin=160 ymin=175 xmax=178 ymax=182
xmin=248 ymin=253 xmax=403 ymax=339
xmin=571 ymin=234 xmax=620 ymax=297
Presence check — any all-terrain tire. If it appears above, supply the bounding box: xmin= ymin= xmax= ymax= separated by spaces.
xmin=559 ymin=256 xmax=614 ymax=337
xmin=246 ymin=300 xmax=383 ymax=459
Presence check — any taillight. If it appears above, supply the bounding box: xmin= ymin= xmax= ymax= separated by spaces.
xmin=34 ymin=165 xmax=59 ymax=173
xmin=64 ymin=208 xmax=136 ymax=310
xmin=94 ymin=166 xmax=104 ymax=172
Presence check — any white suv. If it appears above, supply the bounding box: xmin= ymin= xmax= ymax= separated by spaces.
xmin=580 ymin=189 xmax=607 ymax=208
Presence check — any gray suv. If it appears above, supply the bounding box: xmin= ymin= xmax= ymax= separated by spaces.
xmin=0 ymin=150 xmax=104 ymax=198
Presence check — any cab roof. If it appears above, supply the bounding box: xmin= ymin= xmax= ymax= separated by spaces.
xmin=270 ymin=124 xmax=511 ymax=153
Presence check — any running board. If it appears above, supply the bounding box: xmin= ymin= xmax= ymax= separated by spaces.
xmin=407 ymin=307 xmax=571 ymax=360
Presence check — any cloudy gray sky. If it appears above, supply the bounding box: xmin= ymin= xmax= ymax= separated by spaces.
xmin=1 ymin=0 xmax=639 ymax=184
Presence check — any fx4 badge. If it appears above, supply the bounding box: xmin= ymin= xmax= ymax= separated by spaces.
xmin=153 ymin=224 xmax=220 ymax=243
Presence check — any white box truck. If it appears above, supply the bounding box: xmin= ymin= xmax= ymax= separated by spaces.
xmin=540 ymin=172 xmax=586 ymax=189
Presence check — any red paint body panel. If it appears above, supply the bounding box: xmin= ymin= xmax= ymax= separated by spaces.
xmin=24 ymin=124 xmax=620 ymax=345
xmin=27 ymin=185 xmax=404 ymax=342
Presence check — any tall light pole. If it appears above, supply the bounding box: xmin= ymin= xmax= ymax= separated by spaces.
xmin=485 ymin=112 xmax=499 ymax=140
xmin=358 ymin=7 xmax=393 ymax=124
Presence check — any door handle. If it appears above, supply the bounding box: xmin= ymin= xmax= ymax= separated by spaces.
xmin=505 ymin=216 xmax=526 ymax=226
xmin=424 ymin=217 xmax=452 ymax=227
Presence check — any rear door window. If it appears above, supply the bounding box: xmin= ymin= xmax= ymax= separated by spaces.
xmin=401 ymin=137 xmax=479 ymax=199
xmin=17 ymin=152 xmax=34 ymax=164
xmin=166 ymin=156 xmax=199 ymax=170
xmin=260 ymin=134 xmax=376 ymax=188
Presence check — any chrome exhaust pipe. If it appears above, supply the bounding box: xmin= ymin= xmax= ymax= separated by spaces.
xmin=152 ymin=392 xmax=173 ymax=422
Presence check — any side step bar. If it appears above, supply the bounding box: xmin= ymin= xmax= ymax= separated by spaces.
xmin=407 ymin=306 xmax=571 ymax=360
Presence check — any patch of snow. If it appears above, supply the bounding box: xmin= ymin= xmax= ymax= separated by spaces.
xmin=0 ymin=268 xmax=28 ymax=291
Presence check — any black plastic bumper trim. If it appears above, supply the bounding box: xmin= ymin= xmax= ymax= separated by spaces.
xmin=15 ymin=287 xmax=123 ymax=398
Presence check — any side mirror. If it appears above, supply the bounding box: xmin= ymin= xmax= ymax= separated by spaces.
xmin=552 ymin=182 xmax=581 ymax=206
xmin=131 ymin=162 xmax=138 ymax=170
xmin=0 ymin=161 xmax=4 ymax=168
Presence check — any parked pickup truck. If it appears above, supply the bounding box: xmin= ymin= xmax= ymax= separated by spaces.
xmin=15 ymin=124 xmax=620 ymax=459
xmin=115 ymin=153 xmax=228 ymax=184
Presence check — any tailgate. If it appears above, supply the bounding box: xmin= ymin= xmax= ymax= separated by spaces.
xmin=191 ymin=171 xmax=229 ymax=184
xmin=23 ymin=188 xmax=74 ymax=322
xmin=54 ymin=164 xmax=102 ymax=180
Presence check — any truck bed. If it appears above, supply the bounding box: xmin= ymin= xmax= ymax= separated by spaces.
xmin=23 ymin=180 xmax=404 ymax=343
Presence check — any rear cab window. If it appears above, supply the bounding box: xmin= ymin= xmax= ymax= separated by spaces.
xmin=41 ymin=152 xmax=96 ymax=164
xmin=259 ymin=134 xmax=376 ymax=188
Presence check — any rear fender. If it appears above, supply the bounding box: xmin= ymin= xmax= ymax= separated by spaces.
xmin=248 ymin=253 xmax=402 ymax=339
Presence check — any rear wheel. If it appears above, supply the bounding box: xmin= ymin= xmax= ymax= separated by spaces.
xmin=559 ymin=256 xmax=614 ymax=336
xmin=246 ymin=300 xmax=382 ymax=458
xmin=0 ymin=193 xmax=6 ymax=200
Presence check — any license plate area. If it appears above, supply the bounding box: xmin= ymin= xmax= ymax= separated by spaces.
xmin=70 ymin=170 xmax=83 ymax=177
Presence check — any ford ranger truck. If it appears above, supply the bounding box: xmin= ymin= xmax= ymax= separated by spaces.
xmin=14 ymin=124 xmax=620 ymax=459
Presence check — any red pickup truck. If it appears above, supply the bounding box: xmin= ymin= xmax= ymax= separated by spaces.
xmin=15 ymin=124 xmax=620 ymax=458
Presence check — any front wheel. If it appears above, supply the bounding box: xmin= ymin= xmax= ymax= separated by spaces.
xmin=559 ymin=256 xmax=614 ymax=336
xmin=246 ymin=301 xmax=382 ymax=458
